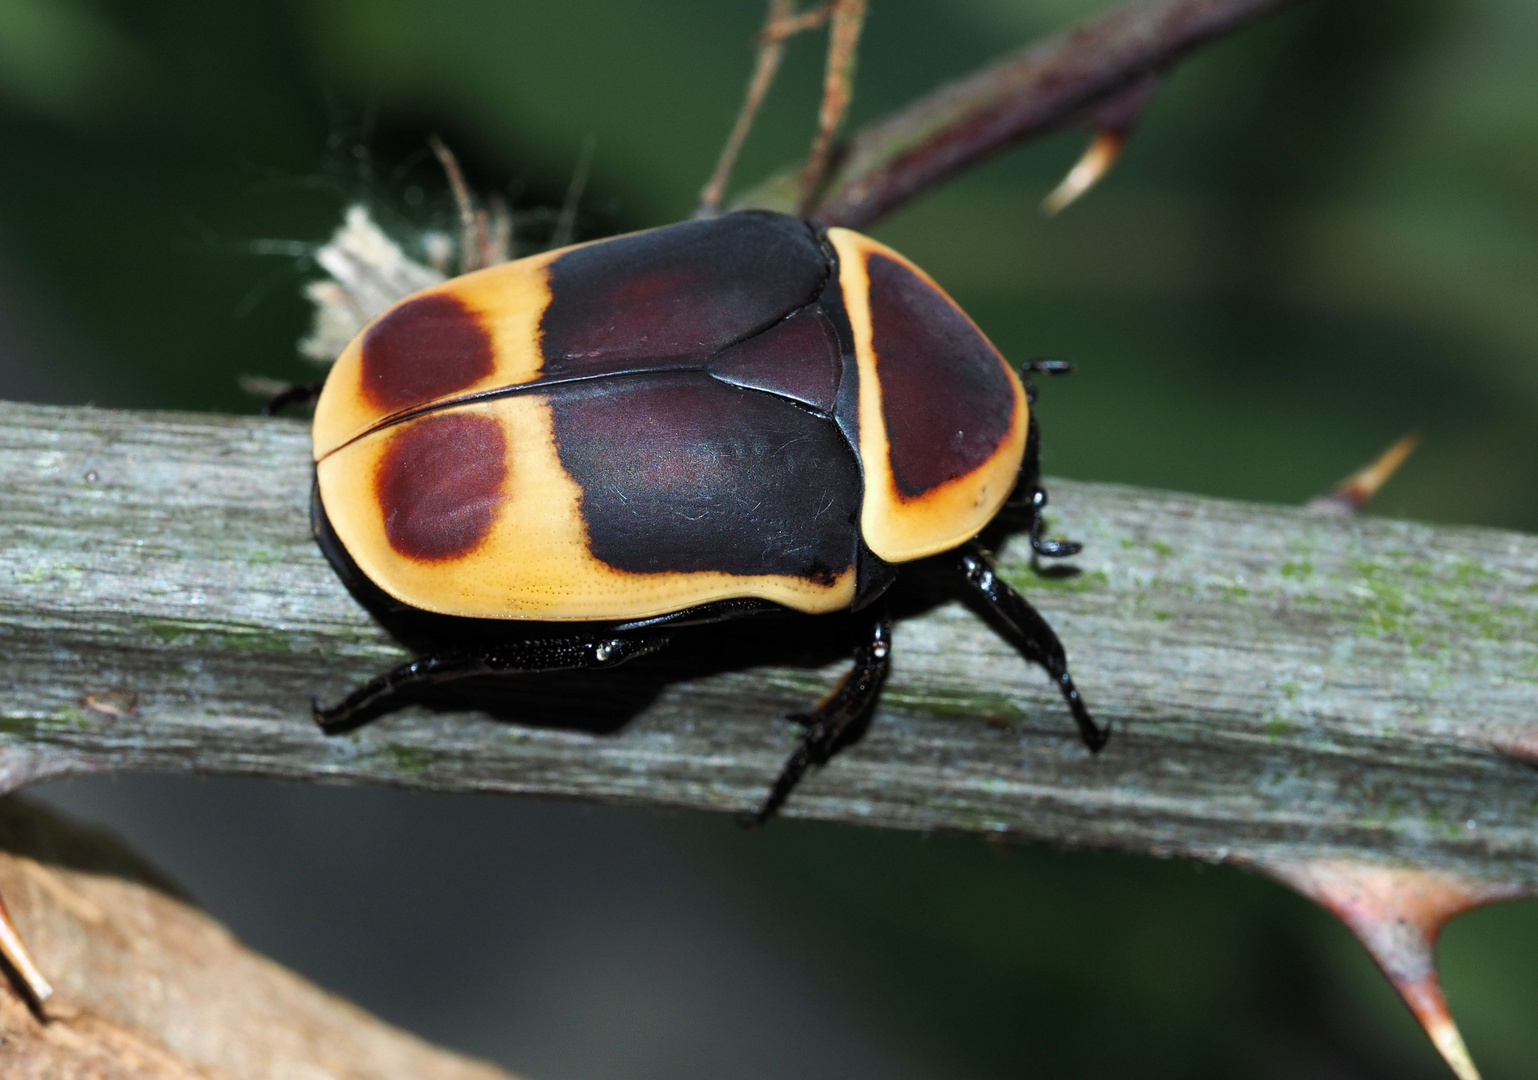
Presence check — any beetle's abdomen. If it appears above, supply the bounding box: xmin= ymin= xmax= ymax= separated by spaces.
xmin=827 ymin=228 xmax=1028 ymax=563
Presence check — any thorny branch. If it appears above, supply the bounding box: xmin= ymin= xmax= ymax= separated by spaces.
xmin=733 ymin=0 xmax=1310 ymax=226
xmin=0 ymin=1 xmax=1523 ymax=1077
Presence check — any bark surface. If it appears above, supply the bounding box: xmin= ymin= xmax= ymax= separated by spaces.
xmin=2 ymin=401 xmax=1534 ymax=894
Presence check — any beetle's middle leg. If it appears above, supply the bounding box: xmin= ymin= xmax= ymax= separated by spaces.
xmin=750 ymin=607 xmax=892 ymax=826
xmin=313 ymin=632 xmax=673 ymax=734
xmin=956 ymin=541 xmax=1107 ymax=752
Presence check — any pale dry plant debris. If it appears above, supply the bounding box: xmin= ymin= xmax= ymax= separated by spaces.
xmin=297 ymin=205 xmax=446 ymax=365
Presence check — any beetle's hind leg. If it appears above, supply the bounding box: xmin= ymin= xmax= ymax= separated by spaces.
xmin=314 ymin=633 xmax=672 ymax=733
xmin=750 ymin=608 xmax=892 ymax=827
xmin=957 ymin=542 xmax=1108 ymax=751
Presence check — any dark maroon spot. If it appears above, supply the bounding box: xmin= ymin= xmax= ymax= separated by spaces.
xmin=867 ymin=254 xmax=1014 ymax=498
xmin=361 ymin=294 xmax=496 ymax=413
xmin=548 ymin=373 xmax=859 ymax=581
xmin=539 ymin=212 xmax=829 ymax=380
xmin=374 ymin=412 xmax=506 ymax=561
xmin=708 ymin=308 xmax=841 ymax=414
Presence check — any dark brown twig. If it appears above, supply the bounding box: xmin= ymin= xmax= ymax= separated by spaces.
xmin=735 ymin=0 xmax=1308 ymax=227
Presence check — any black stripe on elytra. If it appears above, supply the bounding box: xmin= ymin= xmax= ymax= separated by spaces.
xmin=548 ymin=371 xmax=862 ymax=581
xmin=539 ymin=211 xmax=832 ymax=381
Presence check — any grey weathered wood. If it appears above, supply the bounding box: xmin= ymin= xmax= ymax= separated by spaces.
xmin=3 ymin=401 xmax=1537 ymax=887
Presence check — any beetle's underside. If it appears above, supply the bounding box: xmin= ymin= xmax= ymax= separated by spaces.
xmin=305 ymin=211 xmax=1105 ymax=821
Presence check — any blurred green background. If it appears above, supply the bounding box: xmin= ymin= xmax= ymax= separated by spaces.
xmin=2 ymin=0 xmax=1536 ymax=1077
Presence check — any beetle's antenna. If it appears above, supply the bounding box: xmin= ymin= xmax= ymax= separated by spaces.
xmin=1020 ymin=358 xmax=1072 ymax=404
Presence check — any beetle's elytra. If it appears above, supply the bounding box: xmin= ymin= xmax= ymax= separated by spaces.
xmin=309 ymin=210 xmax=1106 ymax=822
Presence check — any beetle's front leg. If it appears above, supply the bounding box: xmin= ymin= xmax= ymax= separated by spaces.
xmin=314 ymin=632 xmax=673 ymax=733
xmin=956 ymin=541 xmax=1107 ymax=751
xmin=1009 ymin=362 xmax=1082 ymax=559
xmin=750 ymin=608 xmax=892 ymax=826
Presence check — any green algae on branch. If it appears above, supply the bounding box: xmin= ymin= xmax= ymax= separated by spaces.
xmin=383 ymin=744 xmax=440 ymax=775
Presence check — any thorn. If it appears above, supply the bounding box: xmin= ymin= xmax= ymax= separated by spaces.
xmin=1041 ymin=129 xmax=1125 ymax=216
xmin=1041 ymin=73 xmax=1158 ymax=216
xmin=1489 ymin=727 xmax=1538 ymax=766
xmin=1306 ymin=431 xmax=1420 ymax=515
xmin=0 ymin=887 xmax=53 ymax=1008
xmin=1261 ymin=859 xmax=1534 ymax=1080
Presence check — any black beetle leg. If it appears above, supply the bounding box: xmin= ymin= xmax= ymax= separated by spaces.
xmin=314 ymin=633 xmax=673 ymax=734
xmin=261 ymin=381 xmax=325 ymax=417
xmin=1006 ymin=361 xmax=1082 ymax=559
xmin=1006 ymin=411 xmax=1081 ymax=559
xmin=749 ymin=608 xmax=893 ymax=827
xmin=956 ymin=542 xmax=1108 ymax=751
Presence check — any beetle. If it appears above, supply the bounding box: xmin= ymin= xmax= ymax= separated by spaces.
xmin=308 ymin=209 xmax=1107 ymax=822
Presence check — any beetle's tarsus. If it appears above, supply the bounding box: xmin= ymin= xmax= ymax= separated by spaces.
xmin=752 ymin=610 xmax=892 ymax=825
xmin=1007 ymin=396 xmax=1086 ymax=558
xmin=957 ymin=541 xmax=1109 ymax=752
xmin=1024 ymin=486 xmax=1082 ymax=559
xmin=1031 ymin=535 xmax=1082 ymax=559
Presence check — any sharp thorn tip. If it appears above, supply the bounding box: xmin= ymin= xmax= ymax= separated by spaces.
xmin=1042 ymin=130 xmax=1125 ymax=216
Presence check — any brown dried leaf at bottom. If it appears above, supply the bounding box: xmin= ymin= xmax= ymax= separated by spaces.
xmin=0 ymin=796 xmax=520 ymax=1080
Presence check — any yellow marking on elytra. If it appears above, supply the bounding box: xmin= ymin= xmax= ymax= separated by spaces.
xmin=826 ymin=227 xmax=1028 ymax=564
xmin=319 ymin=395 xmax=857 ymax=621
xmin=312 ymin=247 xmax=561 ymax=462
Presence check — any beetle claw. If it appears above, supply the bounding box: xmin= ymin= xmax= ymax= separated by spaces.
xmin=1031 ymin=537 xmax=1082 ymax=558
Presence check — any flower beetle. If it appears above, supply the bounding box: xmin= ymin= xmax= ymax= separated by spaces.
xmin=309 ymin=210 xmax=1106 ymax=822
